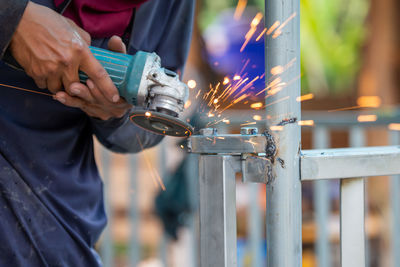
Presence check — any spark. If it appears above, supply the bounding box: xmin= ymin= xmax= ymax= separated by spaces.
xmin=213 ymin=99 xmax=219 ymax=104
xmin=208 ymin=113 xmax=215 ymax=117
xmin=270 ymin=65 xmax=284 ymax=76
xmin=219 ymin=84 xmax=232 ymax=100
xmin=298 ymin=120 xmax=314 ymax=126
xmin=219 ymin=93 xmax=249 ymax=113
xmin=388 ymin=123 xmax=400 ymax=131
xmin=251 ymin=12 xmax=263 ymax=27
xmin=250 ymin=102 xmax=263 ymax=109
xmin=357 ymin=115 xmax=377 ymax=122
xmin=264 ymin=96 xmax=290 ymax=108
xmin=233 ymin=93 xmax=249 ymax=104
xmin=223 ymin=77 xmax=230 ymax=85
xmin=253 ymin=115 xmax=262 ymax=121
xmin=266 ymin=21 xmax=280 ymax=35
xmin=184 ymin=100 xmax=192 ymax=109
xmin=357 ymin=96 xmax=381 ymax=108
xmin=187 ymin=80 xmax=197 ymax=89
xmin=222 ymin=119 xmax=230 ymax=124
xmin=136 ymin=135 xmax=166 ymax=191
xmin=206 ymin=117 xmax=226 ymax=127
xmin=233 ymin=75 xmax=241 ymax=80
xmin=145 ymin=111 xmax=152 ymax=117
xmin=328 ymin=106 xmax=362 ymax=112
xmin=241 ymin=121 xmax=257 ymax=126
xmin=296 ymin=93 xmax=314 ymax=102
xmin=240 ymin=12 xmax=263 ymax=52
xmin=256 ymin=77 xmax=282 ymax=96
xmin=180 ymin=145 xmax=184 ymax=149
xmin=195 ymin=90 xmax=202 ymax=99
xmin=222 ymin=77 xmax=248 ymax=101
xmin=239 ymin=59 xmax=250 ymax=75
xmin=267 ymin=85 xmax=284 ymax=96
xmin=245 ymin=140 xmax=258 ymax=146
xmin=270 ymin=125 xmax=283 ymax=131
xmin=234 ymin=0 xmax=247 ymax=20
xmin=256 ymin=28 xmax=267 ymax=41
xmin=272 ymin=12 xmax=297 ymax=39
xmin=234 ymin=76 xmax=259 ymax=96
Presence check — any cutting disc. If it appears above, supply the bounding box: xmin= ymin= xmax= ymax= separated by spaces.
xmin=130 ymin=110 xmax=193 ymax=137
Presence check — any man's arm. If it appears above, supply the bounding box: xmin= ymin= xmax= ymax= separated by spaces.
xmin=0 ymin=0 xmax=29 ymax=58
xmin=87 ymin=0 xmax=196 ymax=153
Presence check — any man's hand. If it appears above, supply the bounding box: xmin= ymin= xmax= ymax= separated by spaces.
xmin=10 ymin=1 xmax=120 ymax=103
xmin=54 ymin=36 xmax=132 ymax=121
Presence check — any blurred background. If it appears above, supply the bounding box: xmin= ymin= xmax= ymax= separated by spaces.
xmin=95 ymin=0 xmax=400 ymax=266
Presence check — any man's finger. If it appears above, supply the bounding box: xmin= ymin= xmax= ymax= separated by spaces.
xmin=86 ymin=79 xmax=108 ymax=103
xmin=54 ymin=91 xmax=85 ymax=108
xmin=47 ymin=77 xmax=62 ymax=93
xmin=62 ymin=64 xmax=80 ymax=92
xmin=69 ymin=82 xmax=95 ymax=103
xmin=33 ymin=77 xmax=47 ymax=89
xmin=107 ymin=36 xmax=126 ymax=54
xmin=87 ymin=79 xmax=130 ymax=108
xmin=80 ymin=49 xmax=120 ymax=103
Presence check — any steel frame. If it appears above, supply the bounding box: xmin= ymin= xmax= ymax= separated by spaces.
xmin=188 ymin=0 xmax=400 ymax=266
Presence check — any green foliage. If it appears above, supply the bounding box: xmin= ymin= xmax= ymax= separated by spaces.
xmin=198 ymin=0 xmax=369 ymax=95
xmin=300 ymin=0 xmax=369 ymax=95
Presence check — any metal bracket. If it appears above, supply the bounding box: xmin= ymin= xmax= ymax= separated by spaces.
xmin=188 ymin=127 xmax=271 ymax=184
xmin=241 ymin=154 xmax=270 ymax=184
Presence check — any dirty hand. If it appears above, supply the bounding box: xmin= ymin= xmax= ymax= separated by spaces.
xmin=10 ymin=1 xmax=120 ymax=103
xmin=54 ymin=36 xmax=132 ymax=120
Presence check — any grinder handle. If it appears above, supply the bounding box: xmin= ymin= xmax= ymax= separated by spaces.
xmin=79 ymin=46 xmax=152 ymax=106
xmin=79 ymin=46 xmax=133 ymax=102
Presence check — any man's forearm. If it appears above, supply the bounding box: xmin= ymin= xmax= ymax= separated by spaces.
xmin=0 ymin=0 xmax=29 ymax=58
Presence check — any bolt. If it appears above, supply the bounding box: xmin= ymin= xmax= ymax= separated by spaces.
xmin=199 ymin=128 xmax=218 ymax=136
xmin=241 ymin=127 xmax=258 ymax=135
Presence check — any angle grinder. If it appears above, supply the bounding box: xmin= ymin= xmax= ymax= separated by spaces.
xmin=77 ymin=46 xmax=193 ymax=137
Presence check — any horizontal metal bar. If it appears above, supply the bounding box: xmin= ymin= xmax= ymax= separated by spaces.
xmin=188 ymin=135 xmax=267 ymax=154
xmin=197 ymin=109 xmax=400 ymax=128
xmin=301 ymin=146 xmax=400 ymax=180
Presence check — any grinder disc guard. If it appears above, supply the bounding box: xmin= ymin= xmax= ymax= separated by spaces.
xmin=130 ymin=110 xmax=193 ymax=137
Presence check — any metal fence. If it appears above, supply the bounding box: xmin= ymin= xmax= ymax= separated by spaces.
xmin=96 ymin=0 xmax=400 ymax=265
xmin=97 ymin=109 xmax=400 ymax=267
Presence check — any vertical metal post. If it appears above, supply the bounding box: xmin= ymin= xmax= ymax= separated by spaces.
xmin=128 ymin=154 xmax=140 ymax=266
xmin=265 ymin=0 xmax=302 ymax=265
xmin=100 ymin=148 xmax=113 ymax=267
xmin=158 ymin=142 xmax=168 ymax=266
xmin=389 ymin=130 xmax=400 ymax=267
xmin=247 ymin=183 xmax=262 ymax=267
xmin=340 ymin=127 xmax=366 ymax=267
xmin=199 ymin=155 xmax=237 ymax=267
xmin=184 ymin=153 xmax=199 ymax=267
xmin=313 ymin=126 xmax=331 ymax=267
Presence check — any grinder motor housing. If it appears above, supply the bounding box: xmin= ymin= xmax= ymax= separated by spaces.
xmin=78 ymin=46 xmax=192 ymax=137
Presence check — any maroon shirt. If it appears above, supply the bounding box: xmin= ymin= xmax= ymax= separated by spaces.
xmin=54 ymin=0 xmax=148 ymax=37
